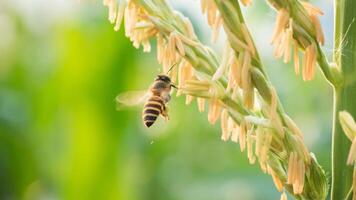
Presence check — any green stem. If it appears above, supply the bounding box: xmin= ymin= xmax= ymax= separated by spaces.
xmin=332 ymin=88 xmax=355 ymax=200
xmin=316 ymin=43 xmax=341 ymax=86
xmin=331 ymin=0 xmax=356 ymax=199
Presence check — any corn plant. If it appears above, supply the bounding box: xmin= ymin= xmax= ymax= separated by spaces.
xmin=103 ymin=0 xmax=356 ymax=199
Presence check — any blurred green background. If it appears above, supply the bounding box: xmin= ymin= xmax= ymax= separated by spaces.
xmin=0 ymin=0 xmax=334 ymax=199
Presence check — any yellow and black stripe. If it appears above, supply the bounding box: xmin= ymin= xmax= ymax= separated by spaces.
xmin=143 ymin=95 xmax=164 ymax=127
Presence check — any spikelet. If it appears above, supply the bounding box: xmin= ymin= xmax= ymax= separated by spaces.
xmin=185 ymin=95 xmax=194 ymax=105
xmin=114 ymin=1 xmax=126 ymax=31
xmin=301 ymin=2 xmax=324 ymax=45
xmin=157 ymin=34 xmax=164 ymax=64
xmin=284 ymin=114 xmax=303 ymax=139
xmin=270 ymin=88 xmax=284 ymax=137
xmin=310 ymin=14 xmax=325 ymax=45
xmin=226 ymin=65 xmax=235 ymax=93
xmin=273 ymin=19 xmax=293 ymax=63
xmin=200 ymin=0 xmax=218 ymax=26
xmin=208 ymin=98 xmax=222 ymax=125
xmin=227 ymin=117 xmax=235 ymax=136
xmin=122 ymin=1 xmax=159 ymax=53
xmin=229 ymin=56 xmax=239 ymax=86
xmin=271 ymin=9 xmax=290 ymax=45
xmin=142 ymin=40 xmax=151 ymax=52
xmin=287 ymin=153 xmax=296 ymax=184
xmin=226 ymin=28 xmax=252 ymax=53
xmin=165 ymin=32 xmax=185 ymax=69
xmin=103 ymin=0 xmax=126 ymax=31
xmin=182 ymin=79 xmax=212 ymax=98
xmin=293 ymin=40 xmax=300 ymax=75
xmin=211 ymin=13 xmax=223 ymax=43
xmin=213 ymin=44 xmax=232 ymax=81
xmin=200 ymin=0 xmax=223 ymax=43
xmin=175 ymin=35 xmax=186 ymax=57
xmin=220 ymin=109 xmax=230 ymax=141
xmin=287 ymin=152 xmax=305 ymax=194
xmin=177 ymin=61 xmax=194 ymax=96
xmin=255 ymin=127 xmax=263 ymax=159
xmin=295 ymin=136 xmax=311 ymax=164
xmin=301 ymin=2 xmax=324 ymax=16
xmin=231 ymin=52 xmax=244 ymax=87
xmin=269 ymin=2 xmax=325 ymax=81
xmin=267 ymin=165 xmax=284 ymax=192
xmin=103 ymin=0 xmax=118 ymax=23
xmin=302 ymin=44 xmax=317 ymax=81
xmin=182 ymin=16 xmax=196 ymax=39
xmin=280 ymin=191 xmax=288 ymax=200
xmin=247 ymin=128 xmax=256 ymax=164
xmin=256 ymin=128 xmax=272 ymax=171
xmin=182 ymin=77 xmax=213 ymax=106
xmin=241 ymin=23 xmax=256 ymax=56
xmin=206 ymin=0 xmax=218 ymax=27
xmin=239 ymin=121 xmax=247 ymax=152
xmin=197 ymin=98 xmax=205 ymax=112
xmin=241 ymin=52 xmax=254 ymax=108
xmin=231 ymin=123 xmax=240 ymax=143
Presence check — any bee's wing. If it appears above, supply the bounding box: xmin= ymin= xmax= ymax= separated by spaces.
xmin=115 ymin=90 xmax=151 ymax=110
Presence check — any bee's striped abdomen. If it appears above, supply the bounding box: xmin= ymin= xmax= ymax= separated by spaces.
xmin=143 ymin=95 xmax=164 ymax=127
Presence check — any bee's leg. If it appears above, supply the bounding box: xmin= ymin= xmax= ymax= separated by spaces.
xmin=161 ymin=106 xmax=169 ymax=121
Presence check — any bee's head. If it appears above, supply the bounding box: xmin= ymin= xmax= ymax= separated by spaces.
xmin=155 ymin=75 xmax=171 ymax=83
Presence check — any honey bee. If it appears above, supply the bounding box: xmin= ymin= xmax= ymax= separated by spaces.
xmin=116 ymin=66 xmax=177 ymax=127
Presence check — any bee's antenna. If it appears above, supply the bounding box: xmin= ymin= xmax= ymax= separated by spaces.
xmin=170 ymin=84 xmax=178 ymax=89
xmin=166 ymin=63 xmax=178 ymax=75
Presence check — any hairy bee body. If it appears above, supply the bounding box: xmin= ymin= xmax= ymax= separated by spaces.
xmin=143 ymin=75 xmax=174 ymax=127
xmin=143 ymin=96 xmax=166 ymax=127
